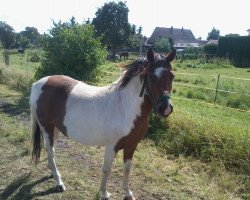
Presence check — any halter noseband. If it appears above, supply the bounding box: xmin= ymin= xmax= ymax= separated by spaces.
xmin=139 ymin=73 xmax=171 ymax=109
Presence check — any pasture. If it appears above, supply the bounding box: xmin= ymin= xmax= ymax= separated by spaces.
xmin=0 ymin=49 xmax=249 ymax=199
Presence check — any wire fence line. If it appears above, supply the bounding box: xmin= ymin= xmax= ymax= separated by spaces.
xmin=172 ymin=96 xmax=250 ymax=113
xmin=174 ymin=82 xmax=250 ymax=97
xmin=176 ymin=72 xmax=250 ymax=81
xmin=173 ymin=72 xmax=250 ymax=108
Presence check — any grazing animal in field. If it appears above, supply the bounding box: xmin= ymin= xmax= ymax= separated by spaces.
xmin=18 ymin=47 xmax=24 ymax=54
xmin=120 ymin=52 xmax=129 ymax=59
xmin=30 ymin=48 xmax=176 ymax=200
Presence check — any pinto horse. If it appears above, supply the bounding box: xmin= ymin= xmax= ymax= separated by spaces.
xmin=30 ymin=48 xmax=176 ymax=200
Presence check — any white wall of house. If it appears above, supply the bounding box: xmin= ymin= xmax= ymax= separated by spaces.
xmin=174 ymin=42 xmax=199 ymax=49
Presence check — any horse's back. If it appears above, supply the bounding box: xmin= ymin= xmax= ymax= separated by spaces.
xmin=30 ymin=75 xmax=78 ymax=107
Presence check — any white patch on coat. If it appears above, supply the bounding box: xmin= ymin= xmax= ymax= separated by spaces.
xmin=123 ymin=159 xmax=133 ymax=197
xmin=63 ymin=76 xmax=144 ymax=146
xmin=30 ymin=76 xmax=50 ymax=110
xmin=154 ymin=67 xmax=167 ymax=79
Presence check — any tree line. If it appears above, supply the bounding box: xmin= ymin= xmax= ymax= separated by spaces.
xmin=0 ymin=1 xmax=148 ymax=82
xmin=0 ymin=1 xmax=144 ymax=54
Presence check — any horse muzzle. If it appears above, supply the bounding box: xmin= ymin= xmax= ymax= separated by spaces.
xmin=154 ymin=96 xmax=173 ymax=118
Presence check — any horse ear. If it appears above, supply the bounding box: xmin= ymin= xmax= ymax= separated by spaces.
xmin=147 ymin=48 xmax=154 ymax=62
xmin=166 ymin=49 xmax=176 ymax=63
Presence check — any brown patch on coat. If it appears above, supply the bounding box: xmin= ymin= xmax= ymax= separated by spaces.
xmin=36 ymin=75 xmax=78 ymax=146
xmin=114 ymin=96 xmax=153 ymax=162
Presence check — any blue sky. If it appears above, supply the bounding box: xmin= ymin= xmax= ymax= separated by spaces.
xmin=1 ymin=0 xmax=249 ymax=39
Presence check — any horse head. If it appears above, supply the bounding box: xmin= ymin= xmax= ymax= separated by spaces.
xmin=140 ymin=48 xmax=176 ymax=117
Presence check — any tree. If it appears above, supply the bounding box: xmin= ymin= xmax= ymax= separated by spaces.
xmin=35 ymin=19 xmax=107 ymax=81
xmin=154 ymin=37 xmax=171 ymax=53
xmin=18 ymin=26 xmax=40 ymax=46
xmin=0 ymin=21 xmax=16 ymax=49
xmin=19 ymin=36 xmax=30 ymax=49
xmin=138 ymin=26 xmax=142 ymax=34
xmin=126 ymin=25 xmax=144 ymax=52
xmin=127 ymin=34 xmax=141 ymax=52
xmin=92 ymin=1 xmax=131 ymax=55
xmin=207 ymin=27 xmax=220 ymax=40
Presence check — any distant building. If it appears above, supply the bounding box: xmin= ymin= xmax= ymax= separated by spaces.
xmin=197 ymin=39 xmax=208 ymax=47
xmin=147 ymin=26 xmax=199 ymax=50
xmin=206 ymin=39 xmax=218 ymax=45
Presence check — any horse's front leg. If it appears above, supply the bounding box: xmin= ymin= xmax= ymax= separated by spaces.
xmin=122 ymin=146 xmax=137 ymax=200
xmin=100 ymin=145 xmax=116 ymax=199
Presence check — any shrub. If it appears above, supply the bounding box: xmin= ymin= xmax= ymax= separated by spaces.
xmin=203 ymin=44 xmax=218 ymax=57
xmin=154 ymin=37 xmax=171 ymax=53
xmin=29 ymin=51 xmax=41 ymax=62
xmin=218 ymin=36 xmax=250 ymax=68
xmin=35 ymin=20 xmax=107 ymax=82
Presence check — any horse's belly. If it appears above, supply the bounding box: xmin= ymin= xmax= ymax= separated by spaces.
xmin=67 ymin=129 xmax=106 ymax=145
xmin=63 ymin=115 xmax=132 ymax=146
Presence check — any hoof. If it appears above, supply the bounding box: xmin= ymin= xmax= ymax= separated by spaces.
xmin=56 ymin=184 xmax=66 ymax=192
xmin=124 ymin=196 xmax=135 ymax=200
xmin=101 ymin=191 xmax=111 ymax=200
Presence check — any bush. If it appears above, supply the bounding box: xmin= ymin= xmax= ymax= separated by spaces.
xmin=35 ymin=20 xmax=107 ymax=82
xmin=203 ymin=44 xmax=218 ymax=57
xmin=29 ymin=51 xmax=41 ymax=62
xmin=218 ymin=36 xmax=250 ymax=68
xmin=154 ymin=37 xmax=171 ymax=53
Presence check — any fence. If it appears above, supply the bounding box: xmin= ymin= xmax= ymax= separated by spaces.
xmin=173 ymin=72 xmax=250 ymax=111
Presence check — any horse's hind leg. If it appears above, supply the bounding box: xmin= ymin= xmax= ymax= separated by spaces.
xmin=43 ymin=126 xmax=66 ymax=192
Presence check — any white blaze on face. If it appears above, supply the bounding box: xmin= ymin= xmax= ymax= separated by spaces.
xmin=154 ymin=67 xmax=167 ymax=79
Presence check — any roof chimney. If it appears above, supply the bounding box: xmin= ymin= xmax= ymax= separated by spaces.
xmin=170 ymin=26 xmax=173 ymax=33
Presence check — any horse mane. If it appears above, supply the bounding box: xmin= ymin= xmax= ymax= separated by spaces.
xmin=117 ymin=58 xmax=146 ymax=89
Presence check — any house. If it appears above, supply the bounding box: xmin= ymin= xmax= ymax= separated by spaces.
xmin=206 ymin=39 xmax=218 ymax=45
xmin=147 ymin=26 xmax=199 ymax=50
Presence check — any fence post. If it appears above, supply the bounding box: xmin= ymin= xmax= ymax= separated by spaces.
xmin=3 ymin=51 xmax=9 ymax=66
xmin=214 ymin=74 xmax=220 ymax=104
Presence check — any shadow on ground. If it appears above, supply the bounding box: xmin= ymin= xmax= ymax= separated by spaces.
xmin=0 ymin=173 xmax=58 ymax=200
xmin=0 ymin=93 xmax=30 ymax=121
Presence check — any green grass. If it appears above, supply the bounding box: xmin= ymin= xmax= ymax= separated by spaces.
xmin=0 ymin=49 xmax=40 ymax=93
xmin=0 ymin=84 xmax=249 ymax=199
xmin=173 ymin=59 xmax=250 ymax=110
xmin=0 ymin=51 xmax=250 ymax=199
xmin=148 ymin=97 xmax=250 ymax=174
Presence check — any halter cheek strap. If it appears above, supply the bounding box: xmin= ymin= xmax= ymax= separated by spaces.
xmin=139 ymin=77 xmax=147 ymax=97
xmin=139 ymin=75 xmax=171 ymax=106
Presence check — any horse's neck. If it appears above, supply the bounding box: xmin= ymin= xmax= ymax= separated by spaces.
xmin=120 ymin=76 xmax=142 ymax=96
xmin=117 ymin=76 xmax=147 ymax=115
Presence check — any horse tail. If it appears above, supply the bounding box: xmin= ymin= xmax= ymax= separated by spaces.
xmin=30 ymin=108 xmax=43 ymax=163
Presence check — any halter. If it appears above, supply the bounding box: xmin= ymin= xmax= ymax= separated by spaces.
xmin=139 ymin=74 xmax=171 ymax=110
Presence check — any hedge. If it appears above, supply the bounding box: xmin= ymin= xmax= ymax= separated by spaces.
xmin=218 ymin=36 xmax=250 ymax=68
